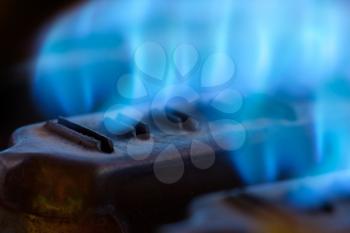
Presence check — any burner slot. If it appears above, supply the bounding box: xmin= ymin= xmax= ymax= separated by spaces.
xmin=113 ymin=113 xmax=150 ymax=140
xmin=165 ymin=106 xmax=199 ymax=131
xmin=46 ymin=117 xmax=114 ymax=153
xmin=134 ymin=122 xmax=150 ymax=140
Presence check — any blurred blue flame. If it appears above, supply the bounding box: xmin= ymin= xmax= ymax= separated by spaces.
xmin=34 ymin=0 xmax=350 ymax=116
xmin=33 ymin=0 xmax=350 ymax=203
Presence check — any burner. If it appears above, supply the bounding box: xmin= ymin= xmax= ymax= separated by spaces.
xmin=0 ymin=99 xmax=342 ymax=232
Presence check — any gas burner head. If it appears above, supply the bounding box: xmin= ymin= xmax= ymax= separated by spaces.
xmin=0 ymin=98 xmax=344 ymax=232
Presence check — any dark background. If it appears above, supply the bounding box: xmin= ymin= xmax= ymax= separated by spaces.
xmin=0 ymin=0 xmax=80 ymax=149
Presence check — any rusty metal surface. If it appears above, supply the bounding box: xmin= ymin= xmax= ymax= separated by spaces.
xmin=0 ymin=113 xmax=242 ymax=218
xmin=0 ymin=100 xmax=308 ymax=232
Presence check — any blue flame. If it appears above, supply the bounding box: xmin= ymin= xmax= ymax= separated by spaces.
xmin=34 ymin=0 xmax=350 ymax=115
xmin=33 ymin=0 xmax=350 ymax=197
xmin=312 ymin=78 xmax=350 ymax=173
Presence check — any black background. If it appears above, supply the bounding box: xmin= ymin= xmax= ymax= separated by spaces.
xmin=0 ymin=0 xmax=80 ymax=149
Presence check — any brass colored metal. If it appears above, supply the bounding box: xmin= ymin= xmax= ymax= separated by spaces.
xmin=0 ymin=205 xmax=123 ymax=233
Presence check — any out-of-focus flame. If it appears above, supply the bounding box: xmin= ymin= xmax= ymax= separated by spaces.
xmin=313 ymin=79 xmax=350 ymax=172
xmin=34 ymin=0 xmax=350 ymax=116
xmin=33 ymin=0 xmax=350 ymax=198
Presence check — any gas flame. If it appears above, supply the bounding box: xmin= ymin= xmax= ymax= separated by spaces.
xmin=33 ymin=0 xmax=350 ymax=192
